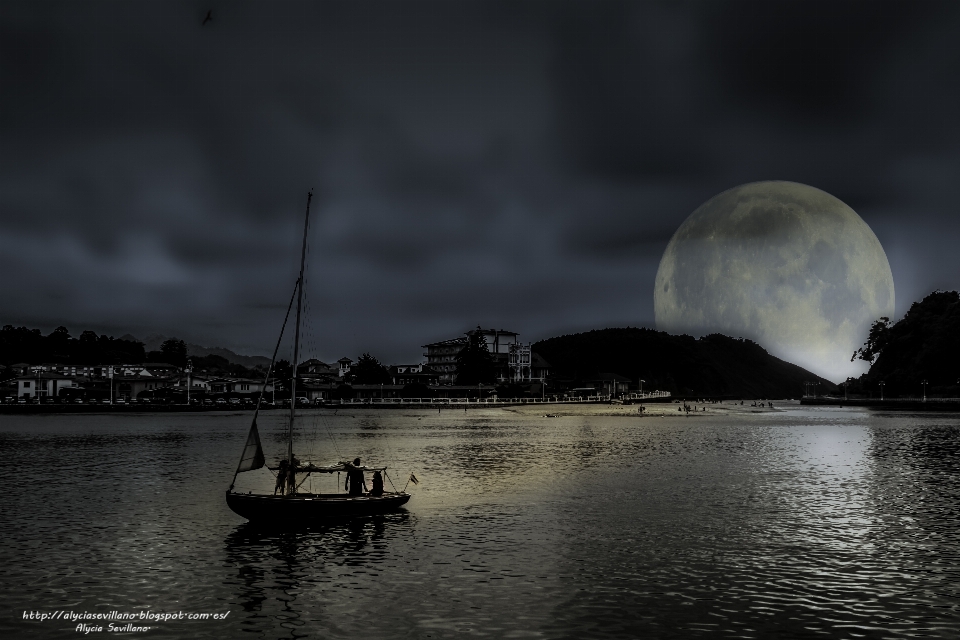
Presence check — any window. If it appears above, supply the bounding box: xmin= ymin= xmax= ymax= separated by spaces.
xmin=24 ymin=381 xmax=31 ymax=388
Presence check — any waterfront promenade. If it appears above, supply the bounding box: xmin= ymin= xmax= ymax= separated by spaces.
xmin=0 ymin=391 xmax=673 ymax=413
xmin=801 ymin=396 xmax=960 ymax=411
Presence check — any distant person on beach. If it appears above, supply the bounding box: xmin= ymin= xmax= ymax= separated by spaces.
xmin=345 ymin=457 xmax=367 ymax=495
xmin=370 ymin=470 xmax=384 ymax=496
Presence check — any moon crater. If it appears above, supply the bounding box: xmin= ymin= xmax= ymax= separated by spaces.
xmin=654 ymin=181 xmax=894 ymax=381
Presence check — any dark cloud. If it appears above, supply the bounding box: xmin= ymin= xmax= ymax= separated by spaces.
xmin=1 ymin=1 xmax=959 ymax=364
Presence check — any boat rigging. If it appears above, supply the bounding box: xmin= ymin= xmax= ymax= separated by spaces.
xmin=225 ymin=191 xmax=412 ymax=521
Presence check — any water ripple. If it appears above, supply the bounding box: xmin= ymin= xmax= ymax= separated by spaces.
xmin=1 ymin=407 xmax=959 ymax=638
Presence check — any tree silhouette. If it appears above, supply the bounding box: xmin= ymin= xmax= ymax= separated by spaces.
xmin=160 ymin=338 xmax=188 ymax=367
xmin=851 ymin=317 xmax=892 ymax=363
xmin=273 ymin=359 xmax=293 ymax=389
xmin=455 ymin=327 xmax=496 ymax=385
xmin=351 ymin=353 xmax=391 ymax=384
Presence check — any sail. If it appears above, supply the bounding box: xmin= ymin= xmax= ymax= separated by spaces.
xmin=236 ymin=419 xmax=266 ymax=472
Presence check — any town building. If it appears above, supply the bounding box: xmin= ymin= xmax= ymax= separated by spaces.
xmin=423 ymin=328 xmax=550 ymax=384
xmin=389 ymin=364 xmax=440 ymax=386
xmin=298 ymin=358 xmax=337 ymax=380
xmin=205 ymin=377 xmax=273 ymax=395
xmin=16 ymin=373 xmax=77 ymax=399
xmin=593 ymin=373 xmax=633 ymax=397
xmin=422 ymin=337 xmax=466 ymax=384
xmin=469 ymin=328 xmax=520 ymax=355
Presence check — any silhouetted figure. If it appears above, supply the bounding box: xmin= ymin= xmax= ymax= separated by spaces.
xmin=370 ymin=470 xmax=384 ymax=496
xmin=275 ymin=459 xmax=289 ymax=495
xmin=285 ymin=456 xmax=299 ymax=495
xmin=202 ymin=10 xmax=212 ymax=25
xmin=345 ymin=457 xmax=367 ymax=496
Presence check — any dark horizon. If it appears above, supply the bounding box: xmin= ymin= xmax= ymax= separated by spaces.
xmin=3 ymin=1 xmax=960 ymax=366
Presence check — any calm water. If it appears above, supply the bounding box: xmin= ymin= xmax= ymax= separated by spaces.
xmin=2 ymin=404 xmax=959 ymax=639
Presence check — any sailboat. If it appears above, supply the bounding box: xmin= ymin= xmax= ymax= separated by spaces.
xmin=225 ymin=192 xmax=412 ymax=521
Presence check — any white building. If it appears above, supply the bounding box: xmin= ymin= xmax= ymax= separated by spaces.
xmin=17 ymin=374 xmax=76 ymax=399
xmin=423 ymin=328 xmax=523 ymax=384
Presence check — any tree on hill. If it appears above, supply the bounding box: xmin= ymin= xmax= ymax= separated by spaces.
xmin=159 ymin=338 xmax=188 ymax=367
xmin=851 ymin=290 xmax=960 ymax=397
xmin=455 ymin=327 xmax=496 ymax=385
xmin=0 ymin=325 xmax=144 ymax=365
xmin=851 ymin=317 xmax=893 ymax=364
xmin=46 ymin=326 xmax=71 ymax=361
xmin=351 ymin=353 xmax=391 ymax=384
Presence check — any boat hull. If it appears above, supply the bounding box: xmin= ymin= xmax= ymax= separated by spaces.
xmin=226 ymin=490 xmax=410 ymax=521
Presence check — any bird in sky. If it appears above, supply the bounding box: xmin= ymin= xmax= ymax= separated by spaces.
xmin=202 ymin=10 xmax=212 ymax=26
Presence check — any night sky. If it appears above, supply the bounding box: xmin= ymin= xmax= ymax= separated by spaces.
xmin=3 ymin=1 xmax=960 ymax=366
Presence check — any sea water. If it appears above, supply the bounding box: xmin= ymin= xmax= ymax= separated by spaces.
xmin=2 ymin=403 xmax=959 ymax=639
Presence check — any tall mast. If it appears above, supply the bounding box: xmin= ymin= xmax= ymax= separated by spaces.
xmin=288 ymin=190 xmax=313 ymax=474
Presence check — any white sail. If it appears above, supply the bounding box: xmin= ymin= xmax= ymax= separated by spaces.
xmin=236 ymin=420 xmax=265 ymax=472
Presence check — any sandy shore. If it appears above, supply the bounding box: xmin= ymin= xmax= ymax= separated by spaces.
xmin=504 ymin=399 xmax=793 ymax=418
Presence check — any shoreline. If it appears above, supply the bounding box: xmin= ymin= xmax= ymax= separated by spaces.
xmin=0 ymin=399 xmax=775 ymax=415
xmin=800 ymin=398 xmax=960 ymax=411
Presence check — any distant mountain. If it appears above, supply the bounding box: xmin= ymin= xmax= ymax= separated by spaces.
xmin=533 ymin=328 xmax=835 ymax=399
xmin=140 ymin=334 xmax=271 ymax=369
xmin=851 ymin=290 xmax=960 ymax=397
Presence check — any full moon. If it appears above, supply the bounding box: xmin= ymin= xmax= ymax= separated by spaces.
xmin=654 ymin=181 xmax=894 ymax=382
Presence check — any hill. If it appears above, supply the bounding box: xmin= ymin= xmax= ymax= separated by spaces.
xmin=851 ymin=290 xmax=960 ymax=397
xmin=532 ymin=328 xmax=835 ymax=398
xmin=1 ymin=325 xmax=145 ymax=366
xmin=138 ymin=334 xmax=271 ymax=369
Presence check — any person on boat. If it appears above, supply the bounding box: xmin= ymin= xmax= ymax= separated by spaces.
xmin=286 ymin=455 xmax=299 ymax=495
xmin=275 ymin=459 xmax=289 ymax=495
xmin=370 ymin=470 xmax=384 ymax=496
xmin=345 ymin=458 xmax=367 ymax=496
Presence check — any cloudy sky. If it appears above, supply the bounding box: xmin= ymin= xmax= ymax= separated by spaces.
xmin=2 ymin=1 xmax=960 ymax=365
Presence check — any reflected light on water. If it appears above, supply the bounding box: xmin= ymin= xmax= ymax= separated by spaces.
xmin=1 ymin=405 xmax=959 ymax=638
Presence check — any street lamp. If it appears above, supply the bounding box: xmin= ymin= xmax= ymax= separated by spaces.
xmin=640 ymin=379 xmax=645 ymax=397
xmin=922 ymin=379 xmax=928 ymax=402
xmin=879 ymin=381 xmax=885 ymax=401
xmin=186 ymin=359 xmax=193 ymax=406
